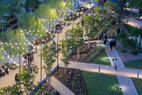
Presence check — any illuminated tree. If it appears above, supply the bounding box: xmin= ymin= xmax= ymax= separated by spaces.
xmin=60 ymin=39 xmax=70 ymax=73
xmin=40 ymin=45 xmax=56 ymax=90
xmin=18 ymin=66 xmax=38 ymax=94
xmin=67 ymin=25 xmax=84 ymax=59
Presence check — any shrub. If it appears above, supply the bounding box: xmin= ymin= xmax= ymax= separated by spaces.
xmin=120 ymin=48 xmax=126 ymax=53
xmin=50 ymin=90 xmax=57 ymax=95
xmin=116 ymin=32 xmax=128 ymax=40
xmin=121 ymin=38 xmax=136 ymax=48
xmin=87 ymin=46 xmax=104 ymax=62
xmin=41 ymin=91 xmax=49 ymax=95
xmin=127 ymin=25 xmax=142 ymax=36
xmin=42 ymin=83 xmax=48 ymax=88
xmin=34 ymin=92 xmax=41 ymax=95
xmin=130 ymin=49 xmax=137 ymax=55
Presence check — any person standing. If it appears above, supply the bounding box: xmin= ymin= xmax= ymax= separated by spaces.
xmin=28 ymin=65 xmax=32 ymax=73
xmin=117 ymin=28 xmax=120 ymax=35
xmin=31 ymin=60 xmax=34 ymax=67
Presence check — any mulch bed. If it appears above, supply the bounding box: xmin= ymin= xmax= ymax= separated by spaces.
xmin=69 ymin=42 xmax=104 ymax=63
xmin=54 ymin=68 xmax=88 ymax=95
xmin=34 ymin=82 xmax=60 ymax=95
xmin=116 ymin=41 xmax=142 ymax=62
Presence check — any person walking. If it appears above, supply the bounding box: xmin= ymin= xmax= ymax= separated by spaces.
xmin=106 ymin=41 xmax=110 ymax=50
xmin=15 ymin=73 xmax=20 ymax=84
xmin=114 ymin=59 xmax=119 ymax=70
xmin=103 ymin=39 xmax=107 ymax=48
xmin=112 ymin=59 xmax=118 ymax=71
xmin=110 ymin=40 xmax=113 ymax=51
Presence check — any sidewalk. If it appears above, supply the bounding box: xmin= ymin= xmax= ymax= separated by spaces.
xmin=50 ymin=76 xmax=75 ymax=95
xmin=106 ymin=49 xmax=138 ymax=95
xmin=127 ymin=17 xmax=142 ymax=28
xmin=64 ymin=61 xmax=142 ymax=79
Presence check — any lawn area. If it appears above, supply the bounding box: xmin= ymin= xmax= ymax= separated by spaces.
xmin=132 ymin=78 xmax=142 ymax=95
xmin=92 ymin=51 xmax=111 ymax=65
xmin=82 ymin=71 xmax=123 ymax=95
xmin=124 ymin=60 xmax=142 ymax=70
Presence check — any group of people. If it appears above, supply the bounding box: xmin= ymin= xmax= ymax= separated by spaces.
xmin=22 ymin=52 xmax=34 ymax=72
xmin=0 ymin=65 xmax=9 ymax=77
xmin=101 ymin=32 xmax=117 ymax=51
xmin=15 ymin=52 xmax=35 ymax=83
xmin=101 ymin=32 xmax=119 ymax=70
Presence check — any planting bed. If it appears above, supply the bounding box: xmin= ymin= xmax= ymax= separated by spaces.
xmin=34 ymin=82 xmax=60 ymax=95
xmin=69 ymin=43 xmax=104 ymax=63
xmin=54 ymin=68 xmax=87 ymax=95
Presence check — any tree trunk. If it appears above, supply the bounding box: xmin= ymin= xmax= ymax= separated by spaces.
xmin=64 ymin=66 xmax=67 ymax=74
xmin=88 ymin=38 xmax=90 ymax=48
xmin=77 ymin=48 xmax=80 ymax=60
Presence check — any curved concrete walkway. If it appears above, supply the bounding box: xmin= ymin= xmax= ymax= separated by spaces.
xmin=106 ymin=49 xmax=138 ymax=95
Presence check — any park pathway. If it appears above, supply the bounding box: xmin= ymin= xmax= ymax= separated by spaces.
xmin=106 ymin=49 xmax=138 ymax=95
xmin=127 ymin=17 xmax=142 ymax=28
xmin=64 ymin=61 xmax=142 ymax=79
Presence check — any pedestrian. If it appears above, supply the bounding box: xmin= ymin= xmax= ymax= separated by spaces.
xmin=100 ymin=32 xmax=104 ymax=41
xmin=112 ymin=59 xmax=116 ymax=70
xmin=22 ymin=55 xmax=25 ymax=64
xmin=30 ymin=54 xmax=34 ymax=63
xmin=113 ymin=38 xmax=117 ymax=48
xmin=114 ymin=59 xmax=119 ymax=70
xmin=103 ymin=39 xmax=107 ymax=48
xmin=106 ymin=41 xmax=110 ymax=50
xmin=28 ymin=65 xmax=32 ymax=73
xmin=117 ymin=28 xmax=120 ymax=35
xmin=110 ymin=40 xmax=113 ymax=51
xmin=23 ymin=59 xmax=27 ymax=67
xmin=5 ymin=66 xmax=9 ymax=74
xmin=112 ymin=58 xmax=118 ymax=70
xmin=103 ymin=32 xmax=107 ymax=41
xmin=15 ymin=73 xmax=20 ymax=84
xmin=31 ymin=60 xmax=34 ymax=67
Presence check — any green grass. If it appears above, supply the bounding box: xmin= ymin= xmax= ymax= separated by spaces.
xmin=132 ymin=78 xmax=142 ymax=95
xmin=124 ymin=60 xmax=142 ymax=70
xmin=82 ymin=71 xmax=123 ymax=95
xmin=92 ymin=51 xmax=111 ymax=65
